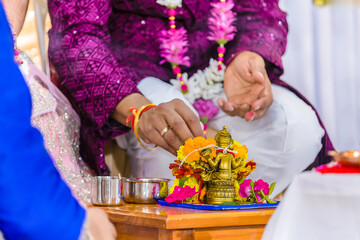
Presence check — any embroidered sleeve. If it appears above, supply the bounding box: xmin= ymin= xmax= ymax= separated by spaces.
xmin=225 ymin=0 xmax=288 ymax=79
xmin=48 ymin=0 xmax=140 ymax=136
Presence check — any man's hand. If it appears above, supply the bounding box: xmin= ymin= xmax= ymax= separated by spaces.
xmin=112 ymin=94 xmax=203 ymax=156
xmin=217 ymin=51 xmax=273 ymax=121
xmin=138 ymin=99 xmax=203 ymax=155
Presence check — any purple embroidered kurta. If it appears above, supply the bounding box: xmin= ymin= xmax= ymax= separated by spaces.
xmin=47 ymin=0 xmax=334 ymax=175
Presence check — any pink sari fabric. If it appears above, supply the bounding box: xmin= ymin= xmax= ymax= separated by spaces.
xmin=19 ymin=57 xmax=94 ymax=205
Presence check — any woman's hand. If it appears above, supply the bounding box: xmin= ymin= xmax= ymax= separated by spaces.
xmin=138 ymin=99 xmax=203 ymax=155
xmin=87 ymin=208 xmax=117 ymax=240
xmin=217 ymin=51 xmax=273 ymax=121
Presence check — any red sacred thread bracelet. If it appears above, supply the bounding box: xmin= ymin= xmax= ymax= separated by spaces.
xmin=125 ymin=104 xmax=156 ymax=130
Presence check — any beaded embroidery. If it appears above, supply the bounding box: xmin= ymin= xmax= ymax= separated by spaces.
xmin=19 ymin=57 xmax=94 ymax=205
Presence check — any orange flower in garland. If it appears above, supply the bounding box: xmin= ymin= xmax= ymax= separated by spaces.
xmin=169 ymin=160 xmax=203 ymax=179
xmin=235 ymin=160 xmax=257 ymax=181
xmin=232 ymin=140 xmax=248 ymax=160
xmin=182 ymin=137 xmax=217 ymax=162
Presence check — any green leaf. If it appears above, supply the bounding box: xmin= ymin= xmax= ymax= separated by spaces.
xmin=269 ymin=182 xmax=276 ymax=195
xmin=200 ymin=116 xmax=209 ymax=123
xmin=259 ymin=190 xmax=266 ymax=198
xmin=264 ymin=195 xmax=277 ymax=204
xmin=250 ymin=180 xmax=255 ymax=189
xmin=179 ymin=177 xmax=186 ymax=187
xmin=216 ymin=39 xmax=228 ymax=45
xmin=219 ymin=201 xmax=236 ymax=205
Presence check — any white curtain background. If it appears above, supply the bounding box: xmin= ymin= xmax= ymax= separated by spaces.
xmin=279 ymin=0 xmax=360 ymax=151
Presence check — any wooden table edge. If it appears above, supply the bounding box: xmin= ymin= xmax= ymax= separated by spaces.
xmin=104 ymin=206 xmax=275 ymax=230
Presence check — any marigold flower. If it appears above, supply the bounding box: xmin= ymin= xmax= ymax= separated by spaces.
xmin=234 ymin=160 xmax=256 ymax=181
xmin=176 ymin=145 xmax=186 ymax=161
xmin=182 ymin=137 xmax=216 ymax=163
xmin=233 ymin=140 xmax=248 ymax=160
xmin=169 ymin=160 xmax=203 ymax=179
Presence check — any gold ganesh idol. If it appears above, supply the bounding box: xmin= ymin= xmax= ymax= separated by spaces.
xmin=167 ymin=126 xmax=255 ymax=205
xmin=201 ymin=126 xmax=245 ymax=205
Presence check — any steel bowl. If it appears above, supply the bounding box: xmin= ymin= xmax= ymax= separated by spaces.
xmin=91 ymin=176 xmax=123 ymax=206
xmin=123 ymin=177 xmax=170 ymax=204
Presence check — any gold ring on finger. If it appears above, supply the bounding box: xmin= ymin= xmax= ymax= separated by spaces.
xmin=160 ymin=126 xmax=170 ymax=137
xmin=240 ymin=103 xmax=251 ymax=111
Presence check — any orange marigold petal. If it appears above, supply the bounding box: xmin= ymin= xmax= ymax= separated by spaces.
xmin=200 ymin=186 xmax=207 ymax=199
xmin=169 ymin=163 xmax=179 ymax=169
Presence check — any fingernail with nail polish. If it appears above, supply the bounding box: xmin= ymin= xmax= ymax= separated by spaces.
xmin=246 ymin=112 xmax=254 ymax=121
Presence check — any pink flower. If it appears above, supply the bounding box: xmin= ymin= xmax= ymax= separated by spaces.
xmin=238 ymin=179 xmax=252 ymax=198
xmin=239 ymin=179 xmax=276 ymax=204
xmin=254 ymin=179 xmax=270 ymax=195
xmin=193 ymin=99 xmax=219 ymax=123
xmin=159 ymin=27 xmax=191 ymax=67
xmin=165 ymin=185 xmax=199 ymax=203
xmin=207 ymin=0 xmax=237 ymax=42
xmin=255 ymin=193 xmax=263 ymax=203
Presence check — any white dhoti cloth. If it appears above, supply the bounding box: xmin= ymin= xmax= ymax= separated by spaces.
xmin=116 ymin=77 xmax=324 ymax=197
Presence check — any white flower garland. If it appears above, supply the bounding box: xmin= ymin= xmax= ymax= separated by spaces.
xmin=170 ymin=58 xmax=225 ymax=104
xmin=156 ymin=0 xmax=182 ymax=8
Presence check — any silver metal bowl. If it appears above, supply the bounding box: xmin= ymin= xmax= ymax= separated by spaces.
xmin=123 ymin=177 xmax=170 ymax=204
xmin=91 ymin=176 xmax=123 ymax=206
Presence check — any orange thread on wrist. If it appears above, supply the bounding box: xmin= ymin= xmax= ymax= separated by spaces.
xmin=125 ymin=107 xmax=138 ymax=129
xmin=133 ymin=104 xmax=157 ymax=150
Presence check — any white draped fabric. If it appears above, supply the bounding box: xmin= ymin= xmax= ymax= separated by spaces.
xmin=279 ymin=0 xmax=360 ymax=151
xmin=262 ymin=172 xmax=360 ymax=240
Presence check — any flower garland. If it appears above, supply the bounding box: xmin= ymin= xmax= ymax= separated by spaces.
xmin=157 ymin=0 xmax=237 ymax=133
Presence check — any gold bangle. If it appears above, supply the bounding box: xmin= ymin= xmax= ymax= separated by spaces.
xmin=133 ymin=104 xmax=158 ymax=150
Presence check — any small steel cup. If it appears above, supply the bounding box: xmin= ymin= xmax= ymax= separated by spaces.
xmin=123 ymin=177 xmax=170 ymax=204
xmin=91 ymin=176 xmax=123 ymax=206
xmin=329 ymin=150 xmax=360 ymax=167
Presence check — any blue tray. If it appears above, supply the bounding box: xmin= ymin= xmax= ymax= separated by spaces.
xmin=157 ymin=199 xmax=279 ymax=210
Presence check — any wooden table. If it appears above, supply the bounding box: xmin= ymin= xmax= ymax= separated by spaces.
xmin=103 ymin=203 xmax=274 ymax=240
